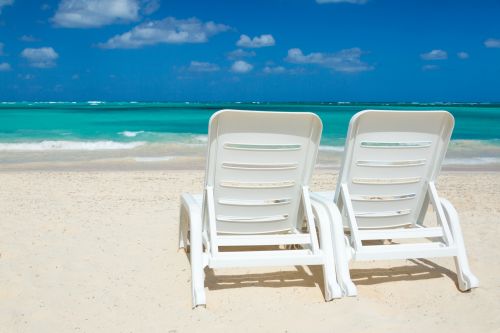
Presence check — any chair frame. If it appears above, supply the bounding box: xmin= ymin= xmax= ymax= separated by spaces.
xmin=179 ymin=110 xmax=342 ymax=308
xmin=311 ymin=110 xmax=479 ymax=296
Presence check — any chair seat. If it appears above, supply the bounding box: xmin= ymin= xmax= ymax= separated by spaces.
xmin=358 ymin=227 xmax=444 ymax=240
xmin=208 ymin=249 xmax=325 ymax=268
xmin=313 ymin=191 xmax=335 ymax=201
xmin=354 ymin=242 xmax=457 ymax=260
xmin=186 ymin=193 xmax=202 ymax=205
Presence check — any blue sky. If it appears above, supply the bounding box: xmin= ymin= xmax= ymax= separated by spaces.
xmin=0 ymin=0 xmax=499 ymax=101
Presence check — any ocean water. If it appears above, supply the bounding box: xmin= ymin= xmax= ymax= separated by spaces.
xmin=0 ymin=101 xmax=499 ymax=169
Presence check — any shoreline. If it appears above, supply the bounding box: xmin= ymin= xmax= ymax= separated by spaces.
xmin=1 ymin=161 xmax=499 ymax=172
xmin=1 ymin=138 xmax=500 ymax=172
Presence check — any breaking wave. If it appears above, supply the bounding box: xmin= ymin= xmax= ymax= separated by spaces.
xmin=0 ymin=140 xmax=146 ymax=151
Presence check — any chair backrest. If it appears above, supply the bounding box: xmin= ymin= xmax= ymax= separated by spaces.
xmin=205 ymin=109 xmax=322 ymax=234
xmin=335 ymin=110 xmax=454 ymax=229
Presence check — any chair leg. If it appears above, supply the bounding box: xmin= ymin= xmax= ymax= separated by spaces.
xmin=180 ymin=195 xmax=207 ymax=308
xmin=321 ymin=261 xmax=342 ymax=301
xmin=330 ymin=217 xmax=357 ymax=297
xmin=318 ymin=198 xmax=358 ymax=296
xmin=186 ymin=205 xmax=206 ymax=308
xmin=312 ymin=198 xmax=357 ymax=297
xmin=453 ymin=256 xmax=479 ymax=291
xmin=178 ymin=204 xmax=189 ymax=250
xmin=441 ymin=198 xmax=479 ymax=291
xmin=315 ymin=211 xmax=342 ymax=300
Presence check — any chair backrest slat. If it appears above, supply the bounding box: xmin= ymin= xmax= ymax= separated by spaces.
xmin=335 ymin=110 xmax=454 ymax=229
xmin=205 ymin=110 xmax=322 ymax=234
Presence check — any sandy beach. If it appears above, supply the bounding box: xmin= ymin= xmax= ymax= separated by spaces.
xmin=2 ymin=0 xmax=500 ymax=330
xmin=1 ymin=169 xmax=498 ymax=332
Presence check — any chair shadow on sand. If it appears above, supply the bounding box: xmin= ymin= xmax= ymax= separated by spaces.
xmin=344 ymin=239 xmax=463 ymax=289
xmin=348 ymin=258 xmax=461 ymax=289
xmin=182 ymin=245 xmax=329 ymax=297
xmin=182 ymin=245 xmax=463 ymax=298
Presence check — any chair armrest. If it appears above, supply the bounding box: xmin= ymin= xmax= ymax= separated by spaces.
xmin=310 ymin=191 xmax=341 ymax=224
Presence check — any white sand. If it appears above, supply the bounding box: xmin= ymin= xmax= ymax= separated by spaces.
xmin=1 ymin=170 xmax=499 ymax=332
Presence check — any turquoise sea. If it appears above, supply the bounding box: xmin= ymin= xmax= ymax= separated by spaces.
xmin=1 ymin=101 xmax=499 ymax=169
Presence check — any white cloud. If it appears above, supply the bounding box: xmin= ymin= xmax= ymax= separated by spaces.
xmin=99 ymin=17 xmax=229 ymax=49
xmin=285 ymin=47 xmax=373 ymax=73
xmin=0 ymin=62 xmax=11 ymax=71
xmin=21 ymin=47 xmax=59 ymax=68
xmin=18 ymin=73 xmax=35 ymax=80
xmin=316 ymin=0 xmax=368 ymax=4
xmin=227 ymin=48 xmax=256 ymax=60
xmin=457 ymin=51 xmax=469 ymax=59
xmin=53 ymin=84 xmax=64 ymax=92
xmin=0 ymin=0 xmax=14 ymax=14
xmin=231 ymin=60 xmax=253 ymax=73
xmin=236 ymin=34 xmax=275 ymax=48
xmin=420 ymin=49 xmax=447 ymax=60
xmin=141 ymin=0 xmax=159 ymax=15
xmin=20 ymin=35 xmax=39 ymax=42
xmin=484 ymin=38 xmax=500 ymax=48
xmin=263 ymin=66 xmax=286 ymax=74
xmin=187 ymin=61 xmax=220 ymax=73
xmin=52 ymin=0 xmax=140 ymax=28
xmin=422 ymin=64 xmax=439 ymax=71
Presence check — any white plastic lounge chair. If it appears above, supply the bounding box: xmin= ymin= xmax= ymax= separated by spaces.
xmin=311 ymin=110 xmax=479 ymax=296
xmin=179 ymin=109 xmax=342 ymax=308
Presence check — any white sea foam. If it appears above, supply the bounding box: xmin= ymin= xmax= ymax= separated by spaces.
xmin=319 ymin=145 xmax=344 ymax=152
xmin=443 ymin=157 xmax=500 ymax=166
xmin=134 ymin=156 xmax=175 ymax=162
xmin=193 ymin=135 xmax=208 ymax=143
xmin=0 ymin=140 xmax=146 ymax=151
xmin=315 ymin=163 xmax=341 ymax=168
xmin=119 ymin=131 xmax=145 ymax=137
